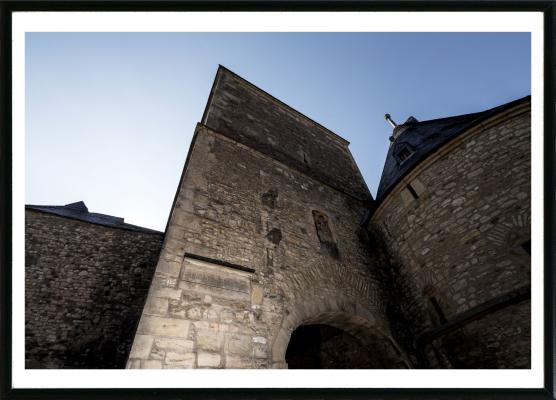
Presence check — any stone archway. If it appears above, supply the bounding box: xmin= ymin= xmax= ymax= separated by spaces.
xmin=271 ymin=294 xmax=410 ymax=369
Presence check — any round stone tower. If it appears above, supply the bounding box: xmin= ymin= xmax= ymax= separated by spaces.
xmin=368 ymin=96 xmax=531 ymax=368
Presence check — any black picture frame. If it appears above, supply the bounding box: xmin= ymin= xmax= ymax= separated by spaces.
xmin=1 ymin=1 xmax=554 ymax=399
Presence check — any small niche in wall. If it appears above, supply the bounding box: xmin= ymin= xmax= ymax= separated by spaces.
xmin=400 ymin=177 xmax=426 ymax=207
xmin=297 ymin=148 xmax=310 ymax=167
xmin=423 ymin=285 xmax=448 ymax=326
xmin=397 ymin=147 xmax=413 ymax=162
xmin=429 ymin=296 xmax=448 ymax=324
xmin=508 ymin=235 xmax=532 ymax=257
xmin=302 ymin=151 xmax=310 ymax=165
xmin=406 ymin=183 xmax=419 ymax=200
xmin=394 ymin=143 xmax=415 ymax=164
xmin=312 ymin=210 xmax=339 ymax=259
xmin=508 ymin=235 xmax=531 ymax=280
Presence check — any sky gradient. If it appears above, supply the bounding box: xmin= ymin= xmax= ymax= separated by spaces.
xmin=26 ymin=32 xmax=531 ymax=231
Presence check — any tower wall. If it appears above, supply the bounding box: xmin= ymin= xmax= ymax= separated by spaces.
xmin=203 ymin=66 xmax=370 ymax=201
xmin=369 ymin=101 xmax=531 ymax=368
xmin=127 ymin=68 xmax=407 ymax=369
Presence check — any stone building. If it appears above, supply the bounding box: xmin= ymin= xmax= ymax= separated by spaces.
xmin=25 ymin=201 xmax=163 ymax=368
xmin=25 ymin=66 xmax=531 ymax=369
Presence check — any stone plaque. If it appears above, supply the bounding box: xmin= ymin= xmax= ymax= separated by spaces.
xmin=181 ymin=257 xmax=251 ymax=295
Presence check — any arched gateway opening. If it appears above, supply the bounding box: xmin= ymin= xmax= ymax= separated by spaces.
xmin=286 ymin=324 xmax=379 ymax=368
xmin=271 ymin=296 xmax=410 ymax=369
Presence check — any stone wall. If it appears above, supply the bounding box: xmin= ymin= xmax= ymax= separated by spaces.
xmin=438 ymin=299 xmax=531 ymax=368
xmin=25 ymin=66 xmax=531 ymax=370
xmin=203 ymin=67 xmax=370 ymax=201
xmin=127 ymin=121 xmax=408 ymax=369
xmin=370 ymin=102 xmax=531 ymax=368
xmin=25 ymin=210 xmax=163 ymax=368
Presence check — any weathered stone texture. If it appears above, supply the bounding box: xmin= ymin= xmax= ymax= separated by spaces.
xmin=439 ymin=300 xmax=531 ymax=368
xmin=370 ymin=109 xmax=531 ymax=368
xmin=25 ymin=210 xmax=163 ymax=368
xmin=203 ymin=68 xmax=370 ymax=201
xmin=26 ymin=68 xmax=529 ymax=370
xmin=128 ymin=122 xmax=405 ymax=368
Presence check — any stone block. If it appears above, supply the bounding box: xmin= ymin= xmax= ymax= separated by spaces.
xmin=163 ymin=238 xmax=186 ymax=254
xmin=168 ymin=305 xmax=186 ymax=319
xmin=186 ymin=306 xmax=202 ymax=320
xmin=172 ymin=208 xmax=195 ymax=230
xmin=142 ymin=359 xmax=163 ymax=369
xmin=136 ymin=315 xmax=190 ymax=338
xmin=253 ymin=343 xmax=267 ymax=359
xmin=126 ymin=359 xmax=142 ymax=369
xmin=194 ymin=320 xmax=228 ymax=331
xmin=225 ymin=333 xmax=252 ymax=356
xmin=165 ymin=352 xmax=195 ymax=368
xmin=411 ymin=177 xmax=426 ymax=197
xmin=149 ymin=347 xmax=165 ymax=360
xmin=145 ymin=297 xmax=169 ymax=316
xmin=129 ymin=334 xmax=154 ymax=359
xmin=400 ymin=188 xmax=415 ymax=207
xmin=207 ymin=309 xmax=219 ymax=320
xmin=157 ymin=259 xmax=182 ymax=278
xmin=150 ymin=287 xmax=182 ymax=301
xmin=183 ymin=267 xmax=249 ymax=293
xmin=225 ymin=355 xmax=253 ymax=369
xmin=197 ymin=330 xmax=224 ymax=352
xmin=252 ymin=336 xmax=267 ymax=344
xmin=154 ymin=337 xmax=194 ymax=353
xmin=197 ymin=352 xmax=221 ymax=368
xmin=152 ymin=274 xmax=179 ymax=289
xmin=250 ymin=282 xmax=264 ymax=305
xmin=166 ymin=225 xmax=186 ymax=241
xmin=220 ymin=309 xmax=234 ymax=323
xmin=260 ymin=311 xmax=282 ymax=327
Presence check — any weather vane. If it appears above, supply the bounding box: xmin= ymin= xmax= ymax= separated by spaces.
xmin=384 ymin=113 xmax=398 ymax=128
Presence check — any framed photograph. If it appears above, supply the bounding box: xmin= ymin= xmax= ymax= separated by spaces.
xmin=1 ymin=2 xmax=554 ymax=399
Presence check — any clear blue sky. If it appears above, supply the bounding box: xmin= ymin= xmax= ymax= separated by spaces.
xmin=26 ymin=32 xmax=530 ymax=231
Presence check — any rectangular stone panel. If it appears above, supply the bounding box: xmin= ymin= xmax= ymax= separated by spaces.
xmin=180 ymin=257 xmax=251 ymax=296
xmin=178 ymin=281 xmax=250 ymax=301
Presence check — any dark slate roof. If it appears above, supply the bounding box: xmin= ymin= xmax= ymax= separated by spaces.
xmin=26 ymin=201 xmax=163 ymax=235
xmin=376 ymin=95 xmax=531 ymax=201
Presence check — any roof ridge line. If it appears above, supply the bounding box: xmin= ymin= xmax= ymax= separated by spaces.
xmin=407 ymin=95 xmax=531 ymax=126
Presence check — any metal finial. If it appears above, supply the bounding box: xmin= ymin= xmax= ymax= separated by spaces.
xmin=385 ymin=114 xmax=398 ymax=128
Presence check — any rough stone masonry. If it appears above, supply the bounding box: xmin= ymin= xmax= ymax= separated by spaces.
xmin=25 ymin=66 xmax=531 ymax=369
xmin=25 ymin=205 xmax=163 ymax=368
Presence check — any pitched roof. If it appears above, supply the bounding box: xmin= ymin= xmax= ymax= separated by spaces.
xmin=26 ymin=201 xmax=163 ymax=235
xmin=376 ymin=95 xmax=531 ymax=201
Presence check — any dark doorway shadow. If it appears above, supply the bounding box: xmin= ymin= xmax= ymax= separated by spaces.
xmin=285 ymin=324 xmax=377 ymax=369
